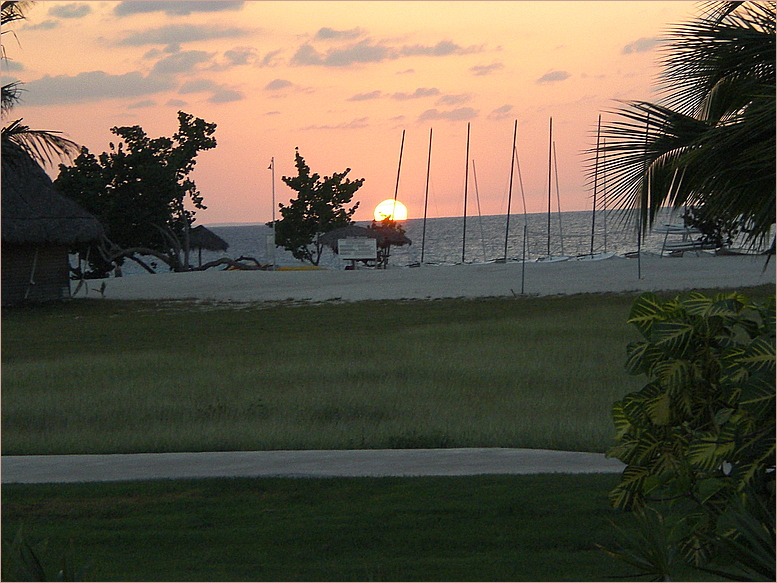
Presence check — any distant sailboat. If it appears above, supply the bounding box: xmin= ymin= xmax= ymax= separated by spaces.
xmin=536 ymin=117 xmax=569 ymax=263
xmin=461 ymin=122 xmax=471 ymax=264
xmin=420 ymin=127 xmax=433 ymax=264
xmin=575 ymin=116 xmax=616 ymax=261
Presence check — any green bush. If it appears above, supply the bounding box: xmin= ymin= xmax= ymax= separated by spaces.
xmin=606 ymin=291 xmax=775 ymax=576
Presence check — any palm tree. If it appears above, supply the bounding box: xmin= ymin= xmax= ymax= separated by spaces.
xmin=590 ymin=1 xmax=775 ymax=250
xmin=1 ymin=1 xmax=78 ymax=165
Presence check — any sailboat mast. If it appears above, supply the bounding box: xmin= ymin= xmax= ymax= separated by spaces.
xmin=270 ymin=156 xmax=276 ymax=271
xmin=547 ymin=117 xmax=553 ymax=258
xmin=504 ymin=119 xmax=518 ymax=262
xmin=462 ymin=122 xmax=471 ymax=264
xmin=590 ymin=114 xmax=601 ymax=256
xmin=421 ymin=127 xmax=433 ymax=264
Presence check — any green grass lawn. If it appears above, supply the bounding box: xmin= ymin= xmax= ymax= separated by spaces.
xmin=3 ymin=285 xmax=772 ymax=455
xmin=1 ymin=473 xmax=714 ymax=582
xmin=3 ymin=293 xmax=635 ymax=454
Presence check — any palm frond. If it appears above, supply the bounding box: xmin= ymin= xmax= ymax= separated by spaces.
xmin=659 ymin=1 xmax=776 ymax=118
xmin=1 ymin=1 xmax=33 ymax=26
xmin=1 ymin=80 xmax=23 ymax=116
xmin=1 ymin=118 xmax=79 ymax=166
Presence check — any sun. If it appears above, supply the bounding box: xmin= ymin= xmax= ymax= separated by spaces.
xmin=374 ymin=199 xmax=408 ymax=221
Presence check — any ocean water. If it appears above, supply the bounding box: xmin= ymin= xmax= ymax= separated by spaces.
xmin=106 ymin=208 xmax=692 ymax=276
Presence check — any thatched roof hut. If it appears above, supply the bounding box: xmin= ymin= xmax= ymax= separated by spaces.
xmin=2 ymin=141 xmax=104 ymax=305
xmin=188 ymin=225 xmax=229 ymax=252
xmin=319 ymin=225 xmax=381 ymax=251
xmin=187 ymin=225 xmax=229 ymax=267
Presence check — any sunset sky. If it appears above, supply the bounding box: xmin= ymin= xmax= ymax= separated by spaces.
xmin=2 ymin=1 xmax=697 ymax=225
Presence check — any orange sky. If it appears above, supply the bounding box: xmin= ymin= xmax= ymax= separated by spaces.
xmin=2 ymin=1 xmax=696 ymax=224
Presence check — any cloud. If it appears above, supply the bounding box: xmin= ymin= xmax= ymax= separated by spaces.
xmin=418 ymin=107 xmax=478 ymax=122
xmin=22 ymin=20 xmax=58 ymax=31
xmin=436 ymin=94 xmax=470 ymax=106
xmin=224 ymin=47 xmax=256 ymax=66
xmin=48 ymin=3 xmax=91 ymax=19
xmin=396 ymin=69 xmax=415 ymax=75
xmin=20 ymin=71 xmax=175 ymax=106
xmin=536 ymin=70 xmax=571 ymax=84
xmin=152 ymin=50 xmax=214 ymax=75
xmin=622 ymin=37 xmax=661 ymax=54
xmin=348 ymin=90 xmax=383 ymax=101
xmin=208 ymin=88 xmax=243 ymax=103
xmin=315 ymin=27 xmax=363 ymax=41
xmin=322 ymin=41 xmax=393 ymax=67
xmin=400 ymin=41 xmax=483 ymax=57
xmin=488 ymin=104 xmax=513 ymax=120
xmin=127 ymin=99 xmax=156 ymax=109
xmin=118 ymin=25 xmax=248 ymax=47
xmin=114 ymin=1 xmax=244 ymax=17
xmin=265 ymin=111 xmax=281 ymax=116
xmin=2 ymin=60 xmax=24 ymax=72
xmin=293 ymin=39 xmax=485 ymax=67
xmin=470 ymin=62 xmax=504 ymax=76
xmin=303 ymin=117 xmax=369 ymax=130
xmin=258 ymin=50 xmax=284 ymax=68
xmin=166 ymin=98 xmax=187 ymax=107
xmin=392 ymin=87 xmax=440 ymax=100
xmin=179 ymin=79 xmax=219 ymax=94
xmin=264 ymin=78 xmax=294 ymax=91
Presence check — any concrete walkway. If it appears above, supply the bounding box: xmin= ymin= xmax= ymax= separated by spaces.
xmin=2 ymin=448 xmax=625 ymax=484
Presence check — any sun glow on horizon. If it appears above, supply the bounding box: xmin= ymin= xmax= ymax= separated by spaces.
xmin=374 ymin=199 xmax=408 ymax=221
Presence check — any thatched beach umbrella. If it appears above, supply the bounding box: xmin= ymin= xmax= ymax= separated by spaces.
xmin=2 ymin=141 xmax=104 ymax=304
xmin=320 ymin=225 xmax=381 ymax=251
xmin=187 ymin=225 xmax=229 ymax=266
xmin=188 ymin=225 xmax=229 ymax=251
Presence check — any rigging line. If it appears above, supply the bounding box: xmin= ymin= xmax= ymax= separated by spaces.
xmin=590 ymin=114 xmax=601 ymax=256
xmin=421 ymin=127 xmax=433 ymax=264
xmin=472 ymin=159 xmax=488 ymax=263
xmin=392 ymin=129 xmax=406 ymax=220
xmin=504 ymin=119 xmax=518 ymax=262
xmin=552 ymin=140 xmax=565 ymax=257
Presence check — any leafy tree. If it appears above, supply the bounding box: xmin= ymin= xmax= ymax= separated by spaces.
xmin=54 ymin=112 xmax=217 ymax=276
xmin=368 ymin=217 xmax=411 ymax=268
xmin=682 ymin=205 xmax=740 ymax=249
xmin=1 ymin=1 xmax=79 ymax=166
xmin=591 ymin=2 xmax=775 ymax=251
xmin=273 ymin=149 xmax=363 ymax=265
xmin=605 ymin=291 xmax=775 ymax=578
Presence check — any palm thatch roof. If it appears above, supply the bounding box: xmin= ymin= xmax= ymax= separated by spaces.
xmin=2 ymin=141 xmax=104 ymax=245
xmin=319 ymin=225 xmax=381 ymax=251
xmin=320 ymin=224 xmax=411 ymax=252
xmin=188 ymin=225 xmax=229 ymax=251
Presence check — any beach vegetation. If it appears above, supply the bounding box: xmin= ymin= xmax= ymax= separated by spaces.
xmin=272 ymin=149 xmax=363 ymax=265
xmin=54 ymin=111 xmax=218 ymax=278
xmin=591 ymin=1 xmax=775 ymax=252
xmin=604 ymin=290 xmax=775 ymax=580
xmin=368 ymin=217 xmax=412 ymax=268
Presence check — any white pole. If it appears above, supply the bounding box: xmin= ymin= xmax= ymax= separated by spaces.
xmin=270 ymin=157 xmax=277 ymax=271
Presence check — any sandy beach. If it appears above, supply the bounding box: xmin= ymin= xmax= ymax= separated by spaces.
xmin=76 ymin=253 xmax=774 ymax=303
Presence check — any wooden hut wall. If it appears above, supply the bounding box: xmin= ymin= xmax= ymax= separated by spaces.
xmin=2 ymin=244 xmax=71 ymax=305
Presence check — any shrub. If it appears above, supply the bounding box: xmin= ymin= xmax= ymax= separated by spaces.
xmin=605 ymin=291 xmax=775 ymax=576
